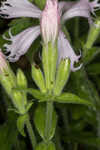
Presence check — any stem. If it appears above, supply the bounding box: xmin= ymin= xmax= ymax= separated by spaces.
xmin=45 ymin=101 xmax=53 ymax=140
xmin=26 ymin=115 xmax=37 ymax=149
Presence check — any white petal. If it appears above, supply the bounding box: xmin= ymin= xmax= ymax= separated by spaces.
xmin=62 ymin=0 xmax=91 ymax=22
xmin=0 ymin=0 xmax=42 ymax=19
xmin=3 ymin=26 xmax=40 ymax=62
xmin=58 ymin=31 xmax=82 ymax=72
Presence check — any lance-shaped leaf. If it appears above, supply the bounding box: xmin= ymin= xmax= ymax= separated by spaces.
xmin=17 ymin=114 xmax=28 ymax=137
xmin=53 ymin=92 xmax=94 ymax=108
xmin=34 ymin=104 xmax=57 ymax=141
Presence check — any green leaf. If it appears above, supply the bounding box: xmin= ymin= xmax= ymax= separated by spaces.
xmin=26 ymin=89 xmax=49 ymax=101
xmin=54 ymin=92 xmax=94 ymax=107
xmin=36 ymin=141 xmax=56 ymax=150
xmin=12 ymin=88 xmax=51 ymax=102
xmin=34 ymin=0 xmax=46 ymax=9
xmin=67 ymin=68 xmax=100 ymax=108
xmin=17 ymin=114 xmax=28 ymax=137
xmin=8 ymin=18 xmax=37 ymax=34
xmin=34 ymin=104 xmax=57 ymax=141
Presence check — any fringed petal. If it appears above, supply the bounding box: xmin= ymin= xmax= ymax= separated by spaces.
xmin=0 ymin=0 xmax=42 ymax=19
xmin=58 ymin=31 xmax=82 ymax=72
xmin=62 ymin=0 xmax=100 ymax=23
xmin=62 ymin=0 xmax=90 ymax=22
xmin=3 ymin=26 xmax=40 ymax=62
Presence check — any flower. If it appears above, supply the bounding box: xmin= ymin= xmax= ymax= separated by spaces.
xmin=3 ymin=26 xmax=40 ymax=62
xmin=0 ymin=0 xmax=100 ymax=71
xmin=41 ymin=0 xmax=60 ymax=44
xmin=58 ymin=32 xmax=82 ymax=72
xmin=62 ymin=0 xmax=100 ymax=24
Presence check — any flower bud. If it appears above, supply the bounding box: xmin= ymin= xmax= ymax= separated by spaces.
xmin=17 ymin=69 xmax=27 ymax=89
xmin=16 ymin=69 xmax=28 ymax=106
xmin=12 ymin=91 xmax=26 ymax=115
xmin=54 ymin=58 xmax=70 ymax=96
xmin=0 ymin=51 xmax=16 ymax=96
xmin=41 ymin=0 xmax=60 ymax=44
xmin=31 ymin=64 xmax=47 ymax=93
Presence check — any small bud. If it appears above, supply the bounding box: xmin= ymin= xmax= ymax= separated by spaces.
xmin=0 ymin=51 xmax=16 ymax=96
xmin=12 ymin=91 xmax=26 ymax=115
xmin=32 ymin=64 xmax=47 ymax=93
xmin=41 ymin=0 xmax=60 ymax=44
xmin=54 ymin=58 xmax=70 ymax=96
xmin=17 ymin=69 xmax=27 ymax=89
xmin=16 ymin=69 xmax=28 ymax=106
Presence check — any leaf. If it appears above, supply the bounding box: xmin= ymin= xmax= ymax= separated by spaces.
xmin=12 ymin=88 xmax=52 ymax=102
xmin=26 ymin=89 xmax=50 ymax=101
xmin=17 ymin=114 xmax=28 ymax=137
xmin=35 ymin=141 xmax=56 ymax=150
xmin=34 ymin=0 xmax=46 ymax=9
xmin=34 ymin=104 xmax=57 ymax=141
xmin=54 ymin=92 xmax=94 ymax=107
xmin=67 ymin=68 xmax=100 ymax=108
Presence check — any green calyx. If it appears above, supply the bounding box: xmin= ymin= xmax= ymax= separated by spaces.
xmin=31 ymin=63 xmax=47 ymax=93
xmin=42 ymin=41 xmax=70 ymax=96
xmin=54 ymin=58 xmax=70 ymax=96
xmin=42 ymin=42 xmax=58 ymax=93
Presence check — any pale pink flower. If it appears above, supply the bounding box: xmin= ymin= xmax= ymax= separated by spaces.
xmin=58 ymin=32 xmax=82 ymax=72
xmin=62 ymin=0 xmax=100 ymax=24
xmin=41 ymin=0 xmax=60 ymax=44
xmin=0 ymin=0 xmax=100 ymax=71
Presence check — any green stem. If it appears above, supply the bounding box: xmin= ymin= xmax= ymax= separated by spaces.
xmin=45 ymin=101 xmax=53 ymax=141
xmin=26 ymin=115 xmax=37 ymax=149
